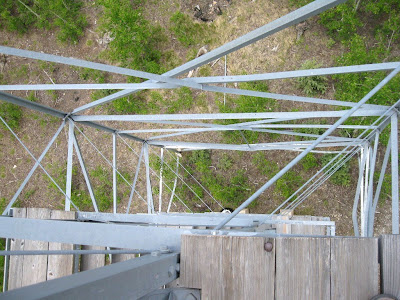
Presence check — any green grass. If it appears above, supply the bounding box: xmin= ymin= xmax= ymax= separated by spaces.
xmin=98 ymin=0 xmax=166 ymax=75
xmin=321 ymin=154 xmax=351 ymax=187
xmin=177 ymin=150 xmax=254 ymax=209
xmin=252 ymin=152 xmax=279 ymax=177
xmin=0 ymin=0 xmax=87 ymax=43
xmin=274 ymin=170 xmax=304 ymax=200
xmin=296 ymin=60 xmax=328 ymax=96
xmin=301 ymin=153 xmax=318 ymax=171
xmin=0 ymin=102 xmax=23 ymax=130
xmin=170 ymin=11 xmax=214 ymax=47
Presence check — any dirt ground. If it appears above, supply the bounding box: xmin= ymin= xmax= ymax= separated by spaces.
xmin=0 ymin=0 xmax=396 ymax=236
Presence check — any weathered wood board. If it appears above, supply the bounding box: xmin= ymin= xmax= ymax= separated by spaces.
xmin=47 ymin=210 xmax=76 ymax=280
xmin=8 ymin=208 xmax=27 ymax=290
xmin=181 ymin=234 xmax=275 ymax=300
xmin=20 ymin=208 xmax=51 ymax=287
xmin=380 ymin=235 xmax=400 ymax=299
xmin=111 ymin=248 xmax=137 ymax=263
xmin=331 ymin=237 xmax=378 ymax=299
xmin=81 ymin=245 xmax=105 ymax=271
xmin=275 ymin=237 xmax=331 ymax=300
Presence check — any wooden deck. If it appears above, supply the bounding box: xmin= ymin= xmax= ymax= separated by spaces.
xmin=3 ymin=208 xmax=400 ymax=299
xmin=180 ymin=234 xmax=400 ymax=300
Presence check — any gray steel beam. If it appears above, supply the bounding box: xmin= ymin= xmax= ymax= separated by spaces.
xmin=0 ymin=91 xmax=65 ymax=118
xmin=391 ymin=113 xmax=399 ymax=234
xmin=127 ymin=145 xmax=144 ymax=214
xmin=71 ymin=109 xmax=384 ymax=123
xmin=353 ymin=148 xmax=367 ymax=236
xmin=201 ymin=84 xmax=386 ymax=109
xmin=214 ymin=65 xmax=400 ymax=230
xmin=2 ymin=82 xmax=386 ymax=109
xmin=118 ymin=124 xmax=377 ymax=134
xmin=76 ymin=211 xmax=334 ymax=227
xmin=2 ymin=121 xmax=66 ymax=215
xmin=72 ymin=129 xmax=98 ymax=212
xmin=365 ymin=132 xmax=380 ymax=236
xmin=0 ymin=249 xmax=148 ymax=256
xmin=113 ymin=133 xmax=117 ymax=214
xmin=65 ymin=120 xmax=74 ymax=211
xmin=0 ymin=82 xmax=175 ymax=91
xmin=0 ymin=46 xmax=202 ymax=90
xmin=368 ymin=138 xmax=391 ymax=236
xmin=1 ymin=253 xmax=179 ymax=300
xmin=143 ymin=143 xmax=154 ymax=214
xmin=0 ymin=91 xmax=144 ymax=143
xmin=159 ymin=148 xmax=164 ymax=213
xmin=147 ymin=140 xmax=356 ymax=152
xmin=192 ymin=62 xmax=400 ymax=84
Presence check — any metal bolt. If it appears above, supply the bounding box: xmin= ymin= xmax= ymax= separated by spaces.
xmin=264 ymin=242 xmax=273 ymax=252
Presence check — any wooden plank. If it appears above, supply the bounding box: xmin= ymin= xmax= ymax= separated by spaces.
xmin=380 ymin=235 xmax=400 ymax=299
xmin=80 ymin=245 xmax=105 ymax=271
xmin=331 ymin=237 xmax=378 ymax=300
xmin=8 ymin=208 xmax=27 ymax=290
xmin=276 ymin=209 xmax=293 ymax=234
xmin=21 ymin=208 xmax=51 ymax=287
xmin=291 ymin=215 xmax=312 ymax=235
xmin=275 ymin=237 xmax=330 ymax=300
xmin=180 ymin=235 xmax=275 ymax=300
xmin=47 ymin=210 xmax=76 ymax=281
xmin=111 ymin=248 xmax=136 ymax=263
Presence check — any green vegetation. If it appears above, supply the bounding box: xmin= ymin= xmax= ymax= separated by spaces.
xmin=179 ymin=150 xmax=253 ymax=209
xmin=0 ymin=0 xmax=87 ymax=43
xmin=274 ymin=170 xmax=304 ymax=200
xmin=0 ymin=102 xmax=23 ymax=130
xmin=109 ymin=87 xmax=198 ymax=115
xmin=98 ymin=0 xmax=166 ymax=75
xmin=296 ymin=60 xmax=328 ymax=96
xmin=301 ymin=153 xmax=318 ymax=171
xmin=252 ymin=152 xmax=279 ymax=177
xmin=44 ymin=164 xmax=118 ymax=212
xmin=219 ymin=81 xmax=276 ymax=143
xmin=321 ymin=154 xmax=351 ymax=187
xmin=170 ymin=11 xmax=214 ymax=47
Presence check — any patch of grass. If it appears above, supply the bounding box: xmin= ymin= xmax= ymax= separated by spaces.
xmin=0 ymin=0 xmax=87 ymax=43
xmin=252 ymin=152 xmax=279 ymax=177
xmin=0 ymin=102 xmax=23 ymax=130
xmin=274 ymin=170 xmax=304 ymax=200
xmin=296 ymin=205 xmax=315 ymax=216
xmin=296 ymin=60 xmax=328 ymax=96
xmin=180 ymin=150 xmax=254 ymax=209
xmin=170 ymin=11 xmax=214 ymax=47
xmin=98 ymin=0 xmax=166 ymax=74
xmin=165 ymin=87 xmax=194 ymax=113
xmin=321 ymin=154 xmax=351 ymax=187
xmin=27 ymin=91 xmax=38 ymax=102
xmin=24 ymin=188 xmax=36 ymax=199
xmin=79 ymin=68 xmax=106 ymax=83
xmin=301 ymin=153 xmax=318 ymax=171
xmin=90 ymin=166 xmax=120 ymax=211
xmin=217 ymin=153 xmax=233 ymax=171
